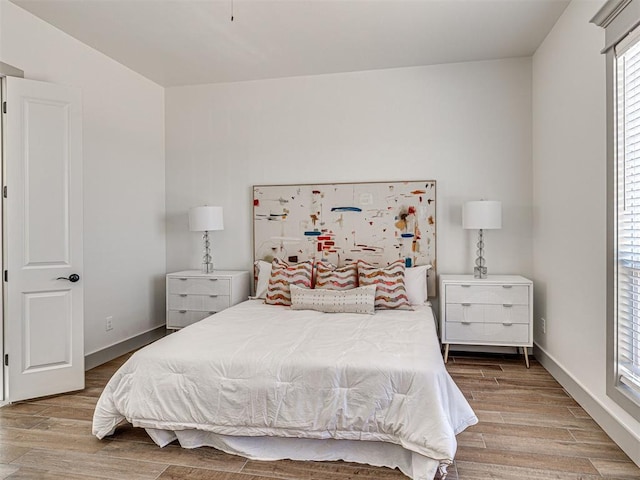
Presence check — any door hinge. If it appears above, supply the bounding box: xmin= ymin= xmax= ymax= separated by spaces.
xmin=4 ymin=270 xmax=7 ymax=282
xmin=4 ymin=354 xmax=8 ymax=367
xmin=3 ymin=186 xmax=7 ymax=198
xmin=2 ymin=102 xmax=6 ymax=114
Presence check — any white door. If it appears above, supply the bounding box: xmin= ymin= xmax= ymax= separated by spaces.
xmin=3 ymin=76 xmax=84 ymax=402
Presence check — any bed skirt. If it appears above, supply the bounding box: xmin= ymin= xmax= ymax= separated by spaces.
xmin=145 ymin=428 xmax=448 ymax=480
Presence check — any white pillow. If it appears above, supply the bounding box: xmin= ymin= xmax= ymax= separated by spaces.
xmin=404 ymin=264 xmax=432 ymax=305
xmin=290 ymin=284 xmax=376 ymax=315
xmin=251 ymin=260 xmax=272 ymax=299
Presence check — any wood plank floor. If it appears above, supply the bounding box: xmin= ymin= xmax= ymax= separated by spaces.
xmin=0 ymin=352 xmax=638 ymax=479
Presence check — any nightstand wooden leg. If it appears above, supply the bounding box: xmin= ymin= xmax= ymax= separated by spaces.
xmin=443 ymin=343 xmax=450 ymax=363
xmin=523 ymin=347 xmax=530 ymax=369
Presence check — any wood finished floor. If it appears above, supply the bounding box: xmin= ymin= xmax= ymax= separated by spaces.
xmin=0 ymin=353 xmax=639 ymax=479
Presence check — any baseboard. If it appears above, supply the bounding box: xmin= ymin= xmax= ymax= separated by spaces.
xmin=534 ymin=343 xmax=640 ymax=466
xmin=84 ymin=325 xmax=167 ymax=370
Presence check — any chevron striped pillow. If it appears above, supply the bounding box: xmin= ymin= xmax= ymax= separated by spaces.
xmin=315 ymin=261 xmax=358 ymax=290
xmin=265 ymin=259 xmax=313 ymax=306
xmin=357 ymin=260 xmax=412 ymax=310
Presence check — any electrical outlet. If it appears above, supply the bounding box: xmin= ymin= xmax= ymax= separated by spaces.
xmin=105 ymin=316 xmax=113 ymax=331
xmin=540 ymin=317 xmax=546 ymax=334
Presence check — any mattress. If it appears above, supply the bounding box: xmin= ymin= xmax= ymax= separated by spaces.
xmin=92 ymin=300 xmax=477 ymax=479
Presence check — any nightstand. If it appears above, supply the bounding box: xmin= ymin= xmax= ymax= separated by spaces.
xmin=439 ymin=274 xmax=533 ymax=368
xmin=166 ymin=270 xmax=250 ymax=329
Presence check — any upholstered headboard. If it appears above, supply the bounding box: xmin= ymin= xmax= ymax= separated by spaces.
xmin=253 ymin=180 xmax=437 ymax=295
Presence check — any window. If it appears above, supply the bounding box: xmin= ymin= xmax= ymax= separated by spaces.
xmin=615 ymin=33 xmax=640 ymax=411
xmin=593 ymin=0 xmax=640 ymax=420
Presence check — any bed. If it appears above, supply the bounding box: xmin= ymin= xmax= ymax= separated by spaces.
xmin=93 ymin=180 xmax=477 ymax=478
xmin=92 ymin=299 xmax=477 ymax=479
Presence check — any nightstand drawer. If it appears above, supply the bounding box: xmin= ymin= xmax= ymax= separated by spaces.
xmin=446 ymin=284 xmax=529 ymax=305
xmin=445 ymin=304 xmax=529 ymax=325
xmin=167 ymin=310 xmax=212 ymax=329
xmin=168 ymin=294 xmax=231 ymax=312
xmin=168 ymin=277 xmax=230 ymax=296
xmin=445 ymin=322 xmax=529 ymax=344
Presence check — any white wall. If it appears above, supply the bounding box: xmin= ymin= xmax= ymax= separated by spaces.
xmin=532 ymin=0 xmax=640 ymax=459
xmin=0 ymin=0 xmax=166 ymax=355
xmin=166 ymin=59 xmax=533 ymax=282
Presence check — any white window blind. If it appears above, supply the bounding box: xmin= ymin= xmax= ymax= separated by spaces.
xmin=616 ymin=35 xmax=640 ymax=399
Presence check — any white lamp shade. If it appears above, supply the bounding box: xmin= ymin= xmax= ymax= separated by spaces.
xmin=462 ymin=201 xmax=502 ymax=230
xmin=189 ymin=206 xmax=224 ymax=232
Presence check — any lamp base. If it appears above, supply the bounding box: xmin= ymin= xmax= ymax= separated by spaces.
xmin=201 ymin=262 xmax=214 ymax=274
xmin=200 ymin=230 xmax=214 ymax=274
xmin=473 ymin=266 xmax=487 ymax=279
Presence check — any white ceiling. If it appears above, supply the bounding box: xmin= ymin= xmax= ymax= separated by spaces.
xmin=10 ymin=0 xmax=571 ymax=87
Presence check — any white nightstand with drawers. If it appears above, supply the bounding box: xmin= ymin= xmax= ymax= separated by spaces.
xmin=439 ymin=274 xmax=533 ymax=368
xmin=166 ymin=270 xmax=250 ymax=330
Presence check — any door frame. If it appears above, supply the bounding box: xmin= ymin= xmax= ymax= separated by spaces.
xmin=0 ymin=77 xmax=6 ymax=403
xmin=0 ymin=66 xmax=25 ymax=404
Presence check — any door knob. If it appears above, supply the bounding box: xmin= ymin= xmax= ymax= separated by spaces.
xmin=57 ymin=274 xmax=80 ymax=282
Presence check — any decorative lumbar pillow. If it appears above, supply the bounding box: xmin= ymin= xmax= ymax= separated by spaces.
xmin=404 ymin=264 xmax=432 ymax=305
xmin=314 ymin=261 xmax=358 ymax=290
xmin=251 ymin=260 xmax=272 ymax=299
xmin=265 ymin=259 xmax=313 ymax=306
xmin=290 ymin=284 xmax=376 ymax=315
xmin=357 ymin=260 xmax=412 ymax=310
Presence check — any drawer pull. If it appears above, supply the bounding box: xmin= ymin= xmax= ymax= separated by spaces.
xmin=461 ymin=321 xmax=472 ymax=325
xmin=209 ymin=294 xmax=218 ymax=298
xmin=209 ymin=278 xmax=219 ymax=281
xmin=178 ymin=278 xmax=188 ymax=281
xmin=179 ymin=294 xmax=187 ymax=297
xmin=502 ymin=285 xmax=513 ymax=289
xmin=461 ymin=284 xmax=471 ymax=288
xmin=461 ymin=303 xmax=471 ymax=307
xmin=503 ymin=322 xmax=513 ymax=326
xmin=179 ymin=310 xmax=187 ymax=314
xmin=503 ymin=303 xmax=513 ymax=308
xmin=208 ymin=311 xmax=217 ymax=314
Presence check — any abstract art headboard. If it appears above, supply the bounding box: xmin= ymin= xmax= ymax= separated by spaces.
xmin=253 ymin=180 xmax=437 ymax=295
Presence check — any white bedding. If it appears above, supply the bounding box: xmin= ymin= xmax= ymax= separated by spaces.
xmin=92 ymin=300 xmax=477 ymax=479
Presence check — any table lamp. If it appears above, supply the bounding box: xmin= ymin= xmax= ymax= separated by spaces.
xmin=189 ymin=206 xmax=224 ymax=273
xmin=462 ymin=200 xmax=502 ymax=279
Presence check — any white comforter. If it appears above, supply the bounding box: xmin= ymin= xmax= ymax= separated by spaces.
xmin=92 ymin=300 xmax=476 ymax=472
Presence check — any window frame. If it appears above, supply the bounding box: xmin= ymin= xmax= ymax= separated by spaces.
xmin=599 ymin=0 xmax=640 ymax=421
